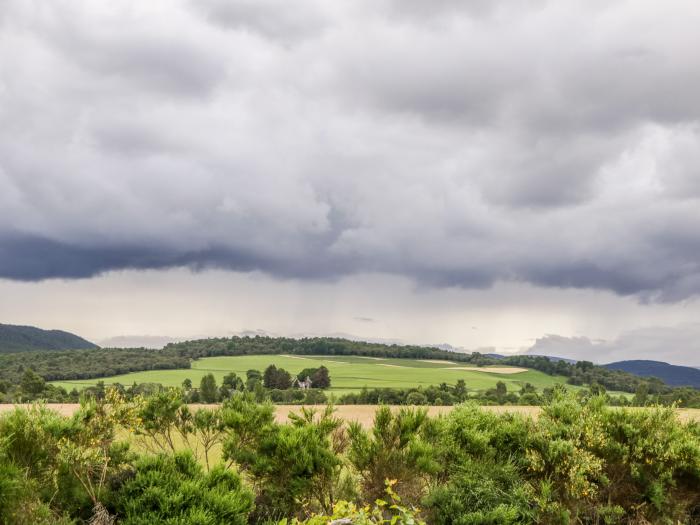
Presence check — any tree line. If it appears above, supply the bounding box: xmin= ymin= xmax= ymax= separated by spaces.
xmin=1 ymin=336 xmax=698 ymax=406
xmin=9 ymin=364 xmax=700 ymax=409
xmin=1 ymin=364 xmax=335 ymax=406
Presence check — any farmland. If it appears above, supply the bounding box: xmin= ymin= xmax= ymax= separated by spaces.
xmin=50 ymin=353 xmax=569 ymax=393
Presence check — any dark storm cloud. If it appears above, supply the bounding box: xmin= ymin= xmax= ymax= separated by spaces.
xmin=0 ymin=235 xmax=266 ymax=280
xmin=1 ymin=0 xmax=700 ymax=301
xmin=0 ymin=232 xmax=369 ymax=283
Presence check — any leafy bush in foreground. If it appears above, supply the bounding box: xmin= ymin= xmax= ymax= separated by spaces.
xmin=529 ymin=397 xmax=700 ymax=524
xmin=223 ymin=401 xmax=346 ymax=520
xmin=0 ymin=391 xmax=699 ymax=524
xmin=283 ymin=480 xmax=424 ymax=525
xmin=348 ymin=406 xmax=440 ymax=505
xmin=424 ymin=398 xmax=700 ymax=524
xmin=424 ymin=461 xmax=535 ymax=525
xmin=111 ymin=452 xmax=253 ymax=525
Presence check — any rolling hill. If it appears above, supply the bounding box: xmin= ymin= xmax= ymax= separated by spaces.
xmin=604 ymin=360 xmax=700 ymax=388
xmin=0 ymin=323 xmax=98 ymax=353
xmin=49 ymin=353 xmax=568 ymax=393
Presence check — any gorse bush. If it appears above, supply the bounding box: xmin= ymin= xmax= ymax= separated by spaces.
xmin=282 ymin=480 xmax=425 ymax=525
xmin=427 ymin=404 xmax=537 ymax=524
xmin=348 ymin=406 xmax=440 ymax=505
xmin=424 ymin=397 xmax=700 ymax=524
xmin=0 ymin=445 xmax=60 ymax=525
xmin=424 ymin=460 xmax=535 ymax=525
xmin=0 ymin=390 xmax=699 ymax=524
xmin=110 ymin=451 xmax=253 ymax=525
xmin=529 ymin=397 xmax=700 ymax=524
xmin=223 ymin=401 xmax=345 ymax=520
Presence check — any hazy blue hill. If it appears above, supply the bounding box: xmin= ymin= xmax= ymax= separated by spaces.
xmin=0 ymin=323 xmax=98 ymax=353
xmin=604 ymin=360 xmax=700 ymax=388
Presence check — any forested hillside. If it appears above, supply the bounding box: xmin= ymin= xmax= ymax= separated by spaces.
xmin=165 ymin=337 xmax=669 ymax=395
xmin=0 ymin=323 xmax=97 ymax=352
xmin=605 ymin=360 xmax=700 ymax=387
xmin=1 ymin=335 xmax=696 ymax=401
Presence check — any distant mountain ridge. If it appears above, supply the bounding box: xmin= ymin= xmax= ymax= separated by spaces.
xmin=604 ymin=360 xmax=700 ymax=388
xmin=0 ymin=323 xmax=98 ymax=353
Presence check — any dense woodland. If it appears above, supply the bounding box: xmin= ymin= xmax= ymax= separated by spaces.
xmin=0 ymin=347 xmax=190 ymax=383
xmin=0 ymin=391 xmax=698 ymax=524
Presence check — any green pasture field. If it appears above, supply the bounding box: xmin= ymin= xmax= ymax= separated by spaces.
xmin=51 ymin=354 xmax=570 ymax=393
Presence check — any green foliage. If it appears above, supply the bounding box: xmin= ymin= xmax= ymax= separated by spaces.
xmin=425 ymin=461 xmax=535 ymax=524
xmin=348 ymin=406 xmax=440 ymax=505
xmin=57 ymin=389 xmax=140 ymax=523
xmin=0 ymin=405 xmax=75 ymax=483
xmin=423 ymin=396 xmax=700 ymax=525
xmin=529 ymin=396 xmax=700 ymax=523
xmin=192 ymin=408 xmax=225 ymax=472
xmin=437 ymin=403 xmax=534 ymax=468
xmin=135 ymin=390 xmax=227 ymax=471
xmin=312 ymin=366 xmax=331 ymax=388
xmin=283 ymin=480 xmax=425 ymax=525
xmin=0 ymin=347 xmax=190 ymax=385
xmin=264 ymin=364 xmax=293 ymax=390
xmin=1 ymin=393 xmax=699 ymax=524
xmin=0 ymin=457 xmax=73 ymax=525
xmin=0 ymin=403 xmax=106 ymax=521
xmin=222 ymin=371 xmax=243 ymax=393
xmin=406 ymin=391 xmax=428 ymax=405
xmin=135 ymin=388 xmax=189 ymax=453
xmin=199 ymin=373 xmax=219 ymax=403
xmin=223 ymin=398 xmax=344 ymax=519
xmin=111 ymin=451 xmax=253 ymax=525
xmin=20 ymin=369 xmax=46 ymax=397
xmin=296 ymin=366 xmax=331 ymax=389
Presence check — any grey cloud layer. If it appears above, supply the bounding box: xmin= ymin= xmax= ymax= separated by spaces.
xmin=1 ymin=0 xmax=700 ymax=301
xmin=527 ymin=324 xmax=700 ymax=366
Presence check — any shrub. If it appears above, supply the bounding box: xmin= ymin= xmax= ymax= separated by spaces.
xmin=424 ymin=460 xmax=535 ymax=524
xmin=0 ymin=458 xmax=73 ymax=525
xmin=224 ymin=403 xmax=345 ymax=520
xmin=406 ymin=392 xmax=428 ymax=405
xmin=437 ymin=403 xmax=534 ymax=469
xmin=0 ymin=406 xmax=89 ymax=521
xmin=0 ymin=405 xmax=76 ymax=483
xmin=281 ymin=480 xmax=424 ymax=525
xmin=111 ymin=451 xmax=253 ymax=525
xmin=529 ymin=396 xmax=700 ymax=524
xmin=348 ymin=406 xmax=440 ymax=507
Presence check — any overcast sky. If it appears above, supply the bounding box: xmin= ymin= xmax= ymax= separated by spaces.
xmin=1 ymin=1 xmax=700 ymax=364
